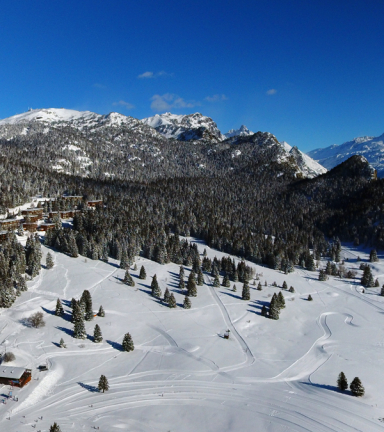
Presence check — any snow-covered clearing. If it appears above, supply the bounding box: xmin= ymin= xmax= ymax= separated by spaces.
xmin=1 ymin=240 xmax=384 ymax=431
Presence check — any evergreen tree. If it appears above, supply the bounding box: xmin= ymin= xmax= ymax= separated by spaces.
xmin=318 ymin=269 xmax=328 ymax=281
xmin=163 ymin=287 xmax=171 ymax=303
xmin=120 ymin=250 xmax=129 ymax=269
xmin=168 ymin=293 xmax=177 ymax=308
xmin=68 ymin=233 xmax=79 ymax=258
xmin=381 ymin=285 xmax=384 ymax=297
xmin=179 ymin=277 xmax=185 ymax=290
xmin=46 ymin=252 xmax=54 ymax=269
xmin=93 ymin=324 xmax=103 ymax=343
xmin=222 ymin=273 xmax=230 ymax=287
xmin=277 ymin=291 xmax=285 ymax=308
xmin=98 ymin=374 xmax=109 ymax=393
xmin=212 ymin=274 xmax=220 ymax=288
xmin=183 ymin=296 xmax=191 ymax=309
xmin=289 ymin=286 xmax=295 ymax=293
xmin=98 ymin=305 xmax=105 ymax=317
xmin=325 ymin=261 xmax=332 ymax=275
xmin=151 ymin=274 xmax=162 ymax=298
xmin=197 ymin=268 xmax=204 ymax=286
xmin=122 ymin=332 xmax=134 ymax=352
xmin=139 ymin=265 xmax=147 ymax=279
xmin=233 ymin=284 xmax=237 ymax=292
xmin=269 ymin=295 xmax=280 ymax=320
xmin=361 ymin=265 xmax=374 ymax=287
xmin=179 ymin=265 xmax=185 ymax=280
xmin=55 ymin=298 xmax=64 ymax=316
xmin=242 ymin=281 xmax=250 ymax=300
xmin=375 ymin=278 xmax=380 ymax=287
xmin=49 ymin=422 xmax=62 ymax=432
xmin=337 ymin=371 xmax=348 ymax=391
xmin=257 ymin=281 xmax=262 ymax=291
xmin=370 ymin=249 xmax=379 ymax=262
xmin=282 ymin=281 xmax=288 ymax=290
xmin=59 ymin=338 xmax=66 ymax=348
xmin=72 ymin=301 xmax=81 ymax=323
xmin=305 ymin=254 xmax=315 ymax=271
xmin=261 ymin=305 xmax=267 ymax=317
xmin=187 ymin=272 xmax=197 ymax=297
xmin=123 ymin=270 xmax=135 ymax=286
xmin=73 ymin=314 xmax=86 ymax=339
xmin=308 ymin=294 xmax=313 ymax=301
xmin=350 ymin=377 xmax=365 ymax=397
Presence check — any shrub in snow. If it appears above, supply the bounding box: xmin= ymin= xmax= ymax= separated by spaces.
xmin=3 ymin=352 xmax=15 ymax=363
xmin=27 ymin=311 xmax=45 ymax=328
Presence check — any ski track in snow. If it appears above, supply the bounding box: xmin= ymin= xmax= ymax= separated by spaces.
xmin=3 ymin=243 xmax=384 ymax=431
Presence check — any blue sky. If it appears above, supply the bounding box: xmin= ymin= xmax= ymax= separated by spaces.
xmin=1 ymin=0 xmax=383 ymax=152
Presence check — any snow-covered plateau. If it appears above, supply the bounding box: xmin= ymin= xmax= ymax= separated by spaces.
xmin=1 ymin=237 xmax=384 ymax=431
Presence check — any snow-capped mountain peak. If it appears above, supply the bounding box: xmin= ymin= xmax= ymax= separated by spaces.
xmin=224 ymin=125 xmax=254 ymax=139
xmin=141 ymin=112 xmax=224 ymax=142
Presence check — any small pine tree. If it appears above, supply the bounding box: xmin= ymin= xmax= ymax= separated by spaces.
xmin=277 ymin=291 xmax=285 ymax=308
xmin=179 ymin=278 xmax=185 ymax=290
xmin=257 ymin=282 xmax=262 ymax=291
xmin=197 ymin=268 xmax=204 ymax=286
xmin=233 ymin=284 xmax=237 ymax=292
xmin=337 ymin=371 xmax=348 ymax=391
xmin=350 ymin=377 xmax=365 ymax=397
xmin=55 ymin=298 xmax=64 ymax=316
xmin=264 ymin=280 xmax=267 ymax=286
xmin=59 ymin=338 xmax=66 ymax=348
xmin=282 ymin=281 xmax=288 ymax=290
xmin=151 ymin=274 xmax=162 ymax=298
xmin=308 ymin=294 xmax=313 ymax=301
xmin=183 ymin=296 xmax=191 ymax=309
xmin=46 ymin=252 xmax=54 ymax=269
xmin=212 ymin=274 xmax=220 ymax=288
xmin=122 ymin=332 xmax=134 ymax=352
xmin=381 ymin=285 xmax=384 ymax=297
xmin=289 ymin=286 xmax=295 ymax=293
xmin=370 ymin=249 xmax=379 ymax=262
xmin=93 ymin=324 xmax=103 ymax=343
xmin=242 ymin=282 xmax=250 ymax=300
xmin=123 ymin=270 xmax=135 ymax=287
xmin=269 ymin=296 xmax=280 ymax=320
xmin=49 ymin=422 xmax=62 ymax=432
xmin=187 ymin=272 xmax=197 ymax=296
xmin=222 ymin=274 xmax=230 ymax=287
xmin=139 ymin=265 xmax=147 ymax=279
xmin=318 ymin=269 xmax=328 ymax=281
xmin=261 ymin=305 xmax=267 ymax=317
xmin=98 ymin=374 xmax=109 ymax=393
xmin=98 ymin=305 xmax=105 ymax=317
xmin=163 ymin=287 xmax=171 ymax=303
xmin=168 ymin=293 xmax=177 ymax=308
xmin=73 ymin=316 xmax=87 ymax=339
xmin=375 ymin=278 xmax=380 ymax=287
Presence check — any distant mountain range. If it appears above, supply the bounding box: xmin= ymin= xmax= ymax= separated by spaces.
xmin=0 ymin=108 xmax=326 ymax=180
xmin=307 ymin=134 xmax=384 ymax=177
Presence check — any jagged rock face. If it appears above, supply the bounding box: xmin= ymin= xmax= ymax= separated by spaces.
xmin=288 ymin=146 xmax=327 ymax=179
xmin=141 ymin=112 xmax=224 ymax=142
xmin=224 ymin=125 xmax=254 ymax=139
xmin=307 ymin=134 xmax=384 ymax=177
xmin=0 ymin=108 xmax=326 ymax=181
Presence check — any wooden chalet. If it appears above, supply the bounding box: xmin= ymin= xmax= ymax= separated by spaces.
xmin=23 ymin=222 xmax=38 ymax=232
xmin=87 ymin=200 xmax=103 ymax=207
xmin=49 ymin=210 xmax=80 ymax=219
xmin=0 ymin=230 xmax=9 ymax=242
xmin=0 ymin=219 xmax=21 ymax=230
xmin=38 ymin=223 xmax=56 ymax=232
xmin=23 ymin=215 xmax=40 ymax=223
xmin=0 ymin=366 xmax=32 ymax=388
xmin=21 ymin=208 xmax=44 ymax=218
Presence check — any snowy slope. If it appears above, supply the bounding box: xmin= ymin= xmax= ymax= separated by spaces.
xmin=307 ymin=134 xmax=384 ymax=177
xmin=224 ymin=124 xmax=254 ymax=139
xmin=141 ymin=112 xmax=225 ymax=142
xmin=287 ymin=145 xmax=328 ymax=178
xmin=1 ymin=238 xmax=384 ymax=431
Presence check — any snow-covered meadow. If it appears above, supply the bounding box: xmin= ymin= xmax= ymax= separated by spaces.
xmin=1 ymin=239 xmax=384 ymax=431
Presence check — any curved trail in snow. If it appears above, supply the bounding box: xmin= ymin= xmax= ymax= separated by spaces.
xmin=206 ymin=275 xmax=255 ymax=371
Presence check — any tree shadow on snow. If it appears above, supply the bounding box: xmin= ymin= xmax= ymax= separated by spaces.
xmin=56 ymin=326 xmax=74 ymax=337
xmin=41 ymin=306 xmax=56 ymax=316
xmin=220 ymin=291 xmax=241 ymax=300
xmin=78 ymin=382 xmax=99 ymax=393
xmin=301 ymin=382 xmax=352 ymax=395
xmin=62 ymin=299 xmax=72 ymax=307
xmin=106 ymin=339 xmax=122 ymax=351
xmin=52 ymin=342 xmax=61 ymax=348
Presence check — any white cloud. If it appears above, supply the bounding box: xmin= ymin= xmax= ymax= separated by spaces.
xmin=150 ymin=93 xmax=200 ymax=112
xmin=138 ymin=71 xmax=173 ymax=79
xmin=138 ymin=71 xmax=155 ymax=79
xmin=112 ymin=100 xmax=135 ymax=109
xmin=205 ymin=94 xmax=228 ymax=102
xmin=266 ymin=89 xmax=277 ymax=95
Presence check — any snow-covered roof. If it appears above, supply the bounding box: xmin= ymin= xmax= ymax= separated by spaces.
xmin=0 ymin=366 xmax=26 ymax=379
